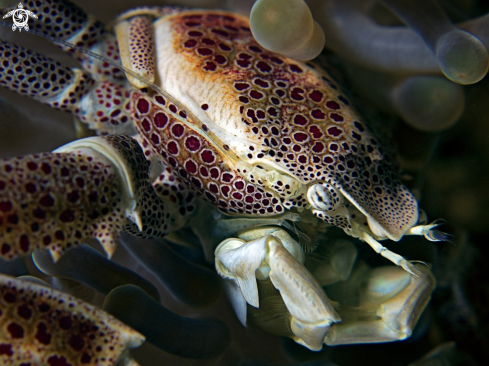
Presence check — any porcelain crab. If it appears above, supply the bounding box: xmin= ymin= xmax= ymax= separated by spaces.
xmin=0 ymin=0 xmax=442 ymax=361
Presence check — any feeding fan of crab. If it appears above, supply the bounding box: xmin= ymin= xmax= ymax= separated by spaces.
xmin=0 ymin=0 xmax=487 ymax=365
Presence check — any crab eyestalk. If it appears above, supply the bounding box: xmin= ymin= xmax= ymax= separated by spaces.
xmin=0 ymin=135 xmax=178 ymax=261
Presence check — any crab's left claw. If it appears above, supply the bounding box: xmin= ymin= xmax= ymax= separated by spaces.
xmin=0 ymin=135 xmax=179 ymax=262
xmin=324 ymin=263 xmax=436 ymax=345
xmin=215 ymin=235 xmax=341 ymax=351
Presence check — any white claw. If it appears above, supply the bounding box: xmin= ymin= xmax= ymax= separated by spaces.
xmin=215 ymin=238 xmax=267 ymax=308
xmin=238 ymin=226 xmax=305 ymax=265
xmin=400 ymin=259 xmax=418 ymax=277
xmin=268 ymin=242 xmax=341 ymax=350
xmin=325 ymin=264 xmax=436 ymax=345
xmin=215 ymin=234 xmax=341 ymax=350
xmin=222 ymin=279 xmax=248 ymax=326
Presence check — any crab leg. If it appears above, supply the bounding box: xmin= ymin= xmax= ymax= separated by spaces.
xmin=324 ymin=264 xmax=436 ymax=345
xmin=115 ymin=14 xmax=156 ymax=88
xmin=0 ymin=135 xmax=188 ymax=262
xmin=359 ymin=231 xmax=421 ymax=276
xmin=0 ymin=39 xmax=133 ymax=133
xmin=15 ymin=0 xmax=125 ymax=81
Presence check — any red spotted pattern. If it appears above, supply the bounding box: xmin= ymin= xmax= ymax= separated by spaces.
xmin=0 ymin=151 xmax=124 ymax=261
xmin=165 ymin=10 xmax=418 ymax=235
xmin=133 ymin=91 xmax=284 ymax=215
xmin=84 ymin=81 xmax=132 ymax=132
xmin=0 ymin=274 xmax=143 ymax=365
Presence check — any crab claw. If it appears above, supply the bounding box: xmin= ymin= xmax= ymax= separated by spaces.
xmin=325 ymin=264 xmax=436 ymax=345
xmin=215 ymin=235 xmax=341 ymax=351
xmin=0 ymin=274 xmax=144 ymax=365
xmin=0 ymin=135 xmax=174 ymax=262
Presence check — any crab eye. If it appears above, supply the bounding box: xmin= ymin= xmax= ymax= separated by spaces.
xmin=307 ymin=183 xmax=341 ymax=212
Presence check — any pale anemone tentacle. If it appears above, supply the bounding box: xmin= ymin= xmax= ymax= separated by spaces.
xmin=380 ymin=0 xmax=489 ymax=84
xmin=317 ymin=0 xmax=489 ymax=83
xmin=119 ymin=233 xmax=222 ymax=308
xmin=103 ymin=284 xmax=231 ymax=359
xmin=344 ymin=63 xmax=465 ymax=132
xmin=250 ymin=0 xmax=325 ymax=60
xmin=32 ymin=243 xmax=161 ymax=302
xmin=0 ymin=257 xmax=29 ymax=277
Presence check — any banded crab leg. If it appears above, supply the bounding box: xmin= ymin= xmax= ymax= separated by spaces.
xmin=0 ymin=34 xmax=197 ymax=205
xmin=0 ymin=135 xmax=189 ymax=261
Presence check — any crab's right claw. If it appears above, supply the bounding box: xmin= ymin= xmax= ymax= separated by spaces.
xmin=215 ymin=235 xmax=341 ymax=351
xmin=325 ymin=264 xmax=436 ymax=345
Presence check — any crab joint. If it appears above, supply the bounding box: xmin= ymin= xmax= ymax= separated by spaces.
xmin=215 ymin=234 xmax=341 ymax=350
xmin=325 ymin=264 xmax=435 ymax=345
xmin=0 ymin=143 xmax=124 ymax=261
